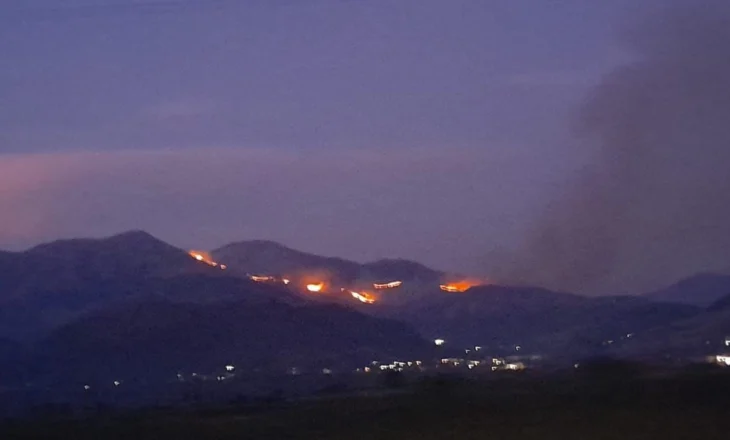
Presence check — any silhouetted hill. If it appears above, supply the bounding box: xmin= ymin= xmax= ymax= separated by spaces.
xmin=0 ymin=272 xmax=307 ymax=341
xmin=392 ymin=284 xmax=699 ymax=357
xmin=0 ymin=233 xmax=436 ymax=390
xmin=0 ymin=338 xmax=30 ymax=386
xmin=608 ymin=286 xmax=730 ymax=360
xmin=611 ymin=305 xmax=730 ymax=359
xmin=0 ymin=232 xmax=267 ymax=339
xmin=0 ymin=231 xmax=217 ymax=303
xmin=361 ymin=259 xmax=442 ymax=282
xmin=645 ymin=273 xmax=730 ymax=307
xmin=29 ymin=298 xmax=431 ymax=382
xmin=0 ymin=338 xmax=22 ymax=362
xmin=708 ymin=291 xmax=730 ymax=311
xmin=0 ymin=231 xmax=718 ymax=369
xmin=212 ymin=240 xmax=445 ymax=285
xmin=212 ymin=240 xmax=362 ymax=283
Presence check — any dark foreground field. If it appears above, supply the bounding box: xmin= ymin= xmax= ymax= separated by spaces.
xmin=3 ymin=371 xmax=730 ymax=439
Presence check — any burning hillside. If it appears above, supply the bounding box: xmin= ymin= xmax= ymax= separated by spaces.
xmin=188 ymin=250 xmax=226 ymax=270
xmin=343 ymin=288 xmax=377 ymax=304
xmin=191 ymin=245 xmax=491 ymax=305
xmin=439 ymin=279 xmax=483 ymax=293
xmin=373 ymin=281 xmax=402 ymax=289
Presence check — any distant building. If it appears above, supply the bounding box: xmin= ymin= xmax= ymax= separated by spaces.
xmin=504 ymin=362 xmax=525 ymax=371
xmin=440 ymin=358 xmax=463 ymax=366
xmin=490 ymin=360 xmax=525 ymax=371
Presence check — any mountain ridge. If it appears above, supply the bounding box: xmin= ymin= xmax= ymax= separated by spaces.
xmin=212 ymin=239 xmax=445 ymax=289
xmin=645 ymin=273 xmax=730 ymax=307
xmin=0 ymin=230 xmax=724 ymax=370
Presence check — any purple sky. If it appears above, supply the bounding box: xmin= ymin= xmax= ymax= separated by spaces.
xmin=1 ymin=0 xmax=678 ymax=286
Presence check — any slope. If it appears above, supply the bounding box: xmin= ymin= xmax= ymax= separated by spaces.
xmin=212 ymin=240 xmax=362 ymax=284
xmin=610 ymin=292 xmax=730 ymax=359
xmin=645 ymin=273 xmax=730 ymax=307
xmin=212 ymin=240 xmax=443 ymax=285
xmin=29 ymin=298 xmax=432 ymax=383
xmin=0 ymin=231 xmax=253 ymax=339
xmin=392 ymin=284 xmax=699 ymax=357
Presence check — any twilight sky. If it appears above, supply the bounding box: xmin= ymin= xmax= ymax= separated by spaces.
xmin=5 ymin=0 xmax=724 ymax=294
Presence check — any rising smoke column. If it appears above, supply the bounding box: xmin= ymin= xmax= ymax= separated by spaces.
xmin=504 ymin=1 xmax=730 ymax=294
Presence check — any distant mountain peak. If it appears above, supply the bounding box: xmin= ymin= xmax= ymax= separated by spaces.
xmin=674 ymin=272 xmax=730 ymax=285
xmin=646 ymin=272 xmax=730 ymax=307
xmin=362 ymin=258 xmax=442 ymax=282
xmin=103 ymin=230 xmax=179 ymax=250
xmin=212 ymin=240 xmax=446 ymax=285
xmin=26 ymin=229 xmax=164 ymax=249
xmin=107 ymin=229 xmax=159 ymax=242
xmin=220 ymin=239 xmax=298 ymax=253
xmin=366 ymin=257 xmax=426 ymax=266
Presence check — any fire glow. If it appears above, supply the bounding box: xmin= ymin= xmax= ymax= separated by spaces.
xmin=250 ymin=275 xmax=275 ymax=282
xmin=306 ymin=283 xmax=325 ymax=292
xmin=373 ymin=281 xmax=402 ymax=289
xmin=349 ymin=290 xmax=376 ymax=304
xmin=439 ymin=280 xmax=479 ymax=293
xmin=188 ymin=250 xmax=226 ymax=270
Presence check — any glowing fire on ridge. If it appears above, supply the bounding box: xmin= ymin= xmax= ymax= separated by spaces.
xmin=188 ymin=250 xmax=226 ymax=270
xmin=306 ymin=283 xmax=325 ymax=292
xmin=349 ymin=290 xmax=376 ymax=304
xmin=250 ymin=275 xmax=275 ymax=282
xmin=439 ymin=280 xmax=480 ymax=293
xmin=373 ymin=281 xmax=402 ymax=289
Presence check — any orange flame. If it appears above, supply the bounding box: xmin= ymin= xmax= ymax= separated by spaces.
xmin=306 ymin=283 xmax=325 ymax=292
xmin=373 ymin=281 xmax=402 ymax=289
xmin=188 ymin=250 xmax=226 ymax=270
xmin=439 ymin=280 xmax=480 ymax=293
xmin=349 ymin=290 xmax=376 ymax=304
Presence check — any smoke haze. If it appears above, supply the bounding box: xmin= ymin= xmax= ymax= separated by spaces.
xmin=497 ymin=1 xmax=730 ymax=295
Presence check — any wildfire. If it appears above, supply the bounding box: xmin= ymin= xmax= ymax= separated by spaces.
xmin=282 ymin=278 xmax=291 ymax=285
xmin=349 ymin=290 xmax=376 ymax=304
xmin=188 ymin=250 xmax=225 ymax=270
xmin=439 ymin=280 xmax=480 ymax=293
xmin=306 ymin=282 xmax=325 ymax=292
xmin=373 ymin=281 xmax=402 ymax=289
xmin=250 ymin=275 xmax=275 ymax=282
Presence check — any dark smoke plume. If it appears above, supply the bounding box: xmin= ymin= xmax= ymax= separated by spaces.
xmin=499 ymin=1 xmax=730 ymax=295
